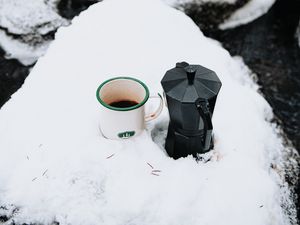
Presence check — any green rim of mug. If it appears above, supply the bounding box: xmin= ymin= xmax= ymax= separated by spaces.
xmin=96 ymin=76 xmax=150 ymax=111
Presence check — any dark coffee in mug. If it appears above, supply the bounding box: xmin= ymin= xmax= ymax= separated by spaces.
xmin=109 ymin=100 xmax=139 ymax=108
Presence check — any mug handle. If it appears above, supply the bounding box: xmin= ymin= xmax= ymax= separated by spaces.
xmin=145 ymin=93 xmax=164 ymax=122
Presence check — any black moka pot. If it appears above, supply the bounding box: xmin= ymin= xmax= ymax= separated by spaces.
xmin=161 ymin=62 xmax=222 ymax=159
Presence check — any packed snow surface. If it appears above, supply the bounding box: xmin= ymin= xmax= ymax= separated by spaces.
xmin=0 ymin=0 xmax=67 ymax=65
xmin=220 ymin=0 xmax=275 ymax=29
xmin=0 ymin=0 xmax=296 ymax=224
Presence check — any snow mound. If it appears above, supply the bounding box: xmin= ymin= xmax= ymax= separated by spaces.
xmin=0 ymin=0 xmax=297 ymax=224
xmin=219 ymin=0 xmax=275 ymax=29
xmin=0 ymin=0 xmax=68 ymax=65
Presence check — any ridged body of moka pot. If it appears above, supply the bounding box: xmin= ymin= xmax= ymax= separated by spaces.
xmin=161 ymin=62 xmax=222 ymax=159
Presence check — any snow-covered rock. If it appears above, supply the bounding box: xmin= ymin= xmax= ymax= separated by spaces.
xmin=219 ymin=0 xmax=275 ymax=29
xmin=164 ymin=0 xmax=237 ymax=7
xmin=165 ymin=0 xmax=275 ymax=30
xmin=0 ymin=0 xmax=297 ymax=224
xmin=0 ymin=0 xmax=68 ymax=65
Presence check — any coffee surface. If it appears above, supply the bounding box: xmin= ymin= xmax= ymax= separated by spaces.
xmin=109 ymin=100 xmax=139 ymax=108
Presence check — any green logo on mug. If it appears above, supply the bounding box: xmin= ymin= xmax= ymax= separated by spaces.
xmin=118 ymin=131 xmax=135 ymax=139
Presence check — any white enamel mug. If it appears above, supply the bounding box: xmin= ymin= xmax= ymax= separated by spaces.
xmin=96 ymin=77 xmax=163 ymax=139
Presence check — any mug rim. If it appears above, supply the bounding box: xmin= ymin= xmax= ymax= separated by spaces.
xmin=96 ymin=76 xmax=150 ymax=111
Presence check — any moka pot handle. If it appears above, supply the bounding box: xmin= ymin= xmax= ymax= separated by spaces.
xmin=196 ymin=99 xmax=213 ymax=151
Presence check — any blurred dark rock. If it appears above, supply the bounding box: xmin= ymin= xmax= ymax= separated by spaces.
xmin=0 ymin=47 xmax=30 ymax=107
xmin=203 ymin=0 xmax=300 ymax=152
xmin=182 ymin=0 xmax=249 ymax=34
xmin=297 ymin=20 xmax=300 ymax=47
xmin=57 ymin=0 xmax=99 ymax=19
